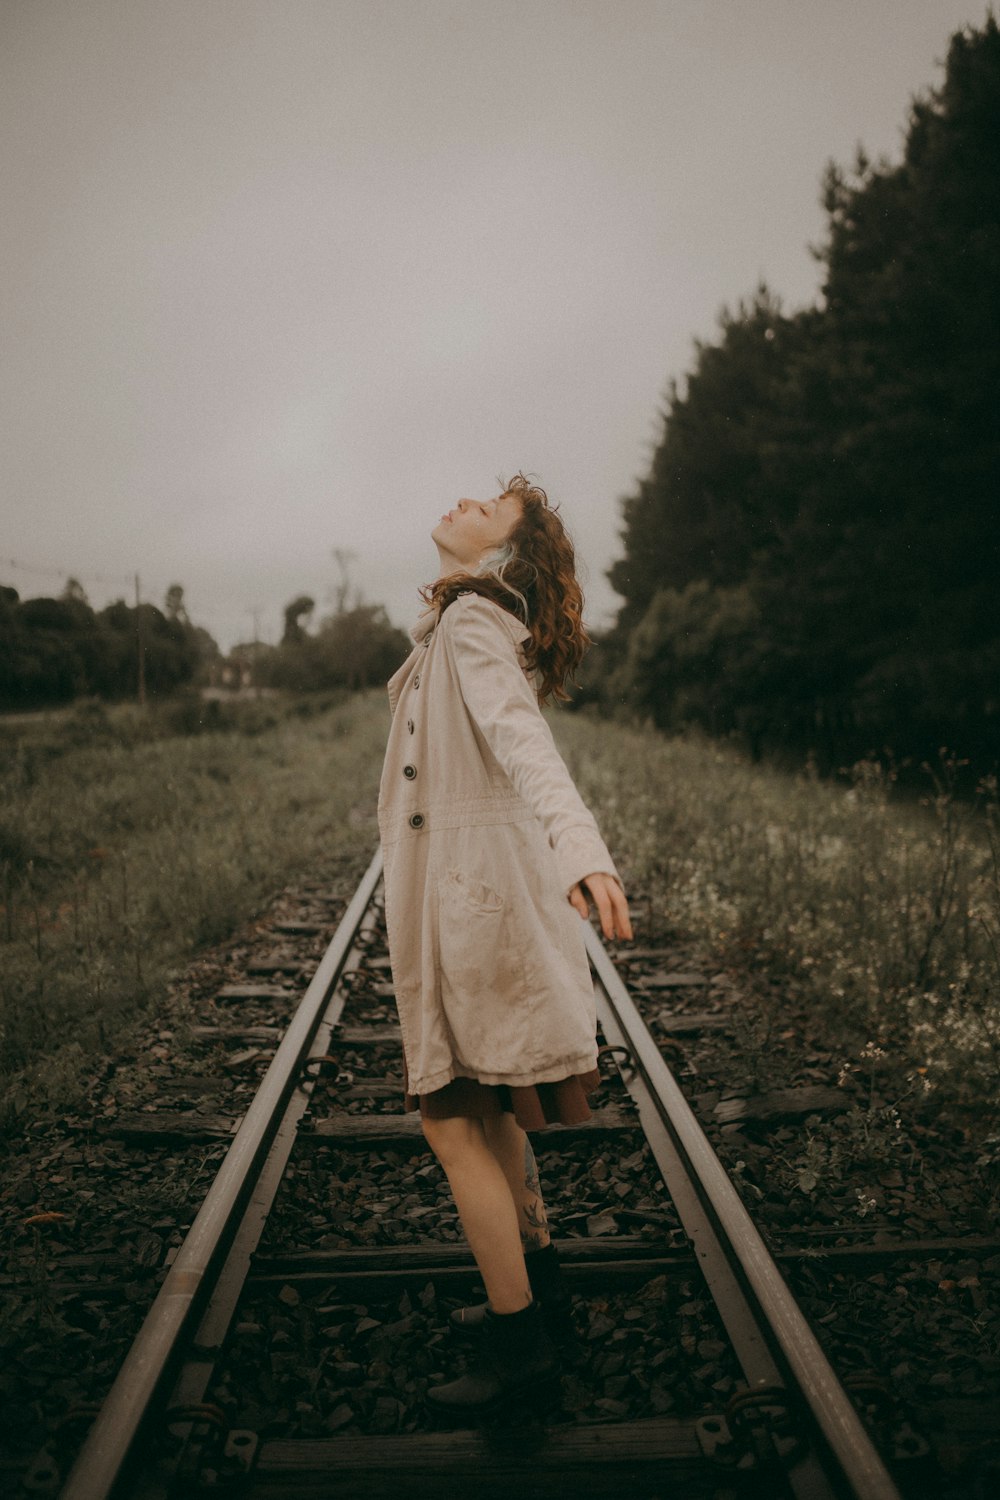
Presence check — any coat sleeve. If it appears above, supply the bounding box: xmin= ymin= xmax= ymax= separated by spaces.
xmin=445 ymin=595 xmax=624 ymax=897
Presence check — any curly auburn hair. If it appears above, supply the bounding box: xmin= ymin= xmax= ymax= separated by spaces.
xmin=421 ymin=473 xmax=589 ymax=703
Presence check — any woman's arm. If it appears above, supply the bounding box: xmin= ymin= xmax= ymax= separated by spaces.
xmin=445 ymin=594 xmax=627 ymax=910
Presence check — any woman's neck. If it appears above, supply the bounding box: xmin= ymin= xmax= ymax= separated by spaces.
xmin=433 ymin=542 xmax=475 ymax=582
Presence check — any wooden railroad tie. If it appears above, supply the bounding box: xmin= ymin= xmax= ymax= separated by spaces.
xmin=246 ymin=1420 xmax=711 ymax=1498
xmin=86 ymin=1104 xmax=643 ymax=1146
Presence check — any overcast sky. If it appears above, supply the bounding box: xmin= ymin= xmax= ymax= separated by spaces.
xmin=2 ymin=0 xmax=991 ymax=653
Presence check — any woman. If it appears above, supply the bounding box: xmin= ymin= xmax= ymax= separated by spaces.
xmin=378 ymin=473 xmax=632 ymax=1417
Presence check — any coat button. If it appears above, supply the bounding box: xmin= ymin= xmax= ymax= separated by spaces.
xmin=409 ymin=812 xmax=424 ymax=829
xmin=413 ymin=674 xmax=420 ymax=689
xmin=403 ymin=764 xmax=417 ymax=780
xmin=407 ymin=719 xmax=414 ymax=734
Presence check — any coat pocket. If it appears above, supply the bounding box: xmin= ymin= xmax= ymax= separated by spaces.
xmin=436 ymin=867 xmax=530 ymax=1068
xmin=442 ymin=867 xmax=504 ymax=914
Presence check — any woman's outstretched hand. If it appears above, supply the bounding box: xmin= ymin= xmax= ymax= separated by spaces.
xmin=569 ymin=872 xmax=634 ymax=942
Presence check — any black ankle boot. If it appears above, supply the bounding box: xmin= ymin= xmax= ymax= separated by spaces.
xmin=449 ymin=1243 xmax=574 ymax=1344
xmin=427 ymin=1299 xmax=560 ymax=1418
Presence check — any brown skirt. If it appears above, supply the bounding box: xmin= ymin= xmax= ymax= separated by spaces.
xmin=406 ymin=1068 xmax=601 ymax=1131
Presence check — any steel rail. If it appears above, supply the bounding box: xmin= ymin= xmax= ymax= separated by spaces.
xmin=57 ymin=845 xmax=901 ymax=1500
xmin=586 ymin=924 xmax=902 ymax=1500
xmin=58 ymin=848 xmax=384 ymax=1500
xmin=129 ymin=887 xmax=388 ymax=1499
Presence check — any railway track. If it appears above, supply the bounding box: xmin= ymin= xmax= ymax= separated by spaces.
xmin=12 ymin=849 xmax=986 ymax=1498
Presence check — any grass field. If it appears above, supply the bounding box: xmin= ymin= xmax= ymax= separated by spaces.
xmin=552 ymin=712 xmax=999 ymax=1131
xmin=0 ymin=690 xmax=387 ymax=1120
xmin=2 ymin=692 xmax=997 ymax=1137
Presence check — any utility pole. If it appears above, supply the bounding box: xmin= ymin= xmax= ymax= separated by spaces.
xmin=135 ymin=572 xmax=146 ymax=706
xmin=249 ymin=607 xmax=262 ymax=699
xmin=332 ymin=548 xmax=358 ymax=615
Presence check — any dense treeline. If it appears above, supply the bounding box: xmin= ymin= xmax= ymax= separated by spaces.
xmin=0 ymin=575 xmax=411 ymax=710
xmin=604 ymin=19 xmax=1000 ymax=772
xmin=0 ymin=581 xmax=211 ymax=708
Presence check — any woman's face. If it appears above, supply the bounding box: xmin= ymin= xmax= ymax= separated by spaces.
xmin=432 ymin=492 xmax=522 ymax=567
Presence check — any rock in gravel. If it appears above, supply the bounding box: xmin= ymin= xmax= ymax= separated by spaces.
xmin=132 ymin=1231 xmax=163 ymax=1268
xmin=587 ymin=1312 xmax=616 ymax=1340
xmin=373 ymin=1396 xmax=402 ymax=1432
xmin=593 ymin=1397 xmax=629 ymax=1418
xmin=698 ymin=1339 xmax=726 ymax=1360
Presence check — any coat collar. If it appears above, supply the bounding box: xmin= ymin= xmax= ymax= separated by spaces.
xmin=410 ymin=607 xmax=437 ymax=645
xmin=409 ymin=595 xmax=532 ymax=650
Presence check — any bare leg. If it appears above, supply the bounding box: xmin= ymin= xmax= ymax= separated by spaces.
xmin=483 ymin=1111 xmax=552 ymax=1252
xmin=422 ymin=1114 xmax=531 ymax=1314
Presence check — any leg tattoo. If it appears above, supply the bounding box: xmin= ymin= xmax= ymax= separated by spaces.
xmin=521 ymin=1141 xmax=549 ymax=1250
xmin=524 ymin=1139 xmax=541 ymax=1197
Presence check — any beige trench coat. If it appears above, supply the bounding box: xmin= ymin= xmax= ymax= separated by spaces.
xmin=378 ymin=592 xmax=622 ymax=1098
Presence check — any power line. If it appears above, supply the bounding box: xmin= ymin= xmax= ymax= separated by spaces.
xmin=1 ymin=554 xmax=282 ymax=639
xmin=2 ymin=556 xmax=134 ymax=587
xmin=1 ymin=556 xmax=238 ymax=620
